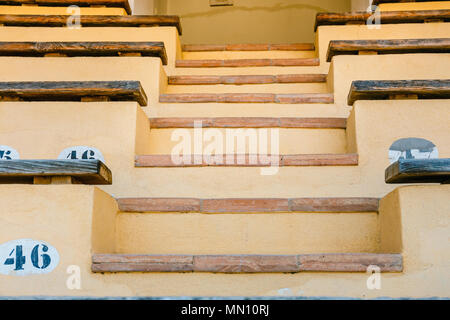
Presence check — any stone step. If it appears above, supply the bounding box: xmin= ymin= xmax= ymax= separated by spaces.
xmin=182 ymin=50 xmax=316 ymax=60
xmin=170 ymin=66 xmax=322 ymax=76
xmin=176 ymin=58 xmax=320 ymax=68
xmin=182 ymin=43 xmax=315 ymax=52
xmin=165 ymin=83 xmax=329 ymax=94
xmin=134 ymin=154 xmax=358 ymax=167
xmin=159 ymin=93 xmax=334 ymax=104
xmin=92 ymin=253 xmax=402 ymax=273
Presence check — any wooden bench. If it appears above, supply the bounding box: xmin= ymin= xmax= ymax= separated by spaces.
xmin=0 ymin=159 xmax=112 ymax=184
xmin=92 ymin=253 xmax=403 ymax=273
xmin=0 ymin=80 xmax=148 ymax=106
xmin=347 ymin=79 xmax=450 ymax=105
xmin=0 ymin=41 xmax=167 ymax=64
xmin=386 ymin=158 xmax=450 ymax=184
xmin=315 ymin=9 xmax=450 ymax=30
xmin=0 ymin=15 xmax=183 ymax=34
xmin=0 ymin=0 xmax=132 ymax=15
xmin=327 ymin=38 xmax=450 ymax=62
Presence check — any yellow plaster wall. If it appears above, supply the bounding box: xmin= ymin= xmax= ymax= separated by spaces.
xmin=379 ymin=1 xmax=450 ymax=11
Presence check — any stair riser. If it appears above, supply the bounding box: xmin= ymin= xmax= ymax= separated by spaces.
xmin=165 ymin=83 xmax=329 ymax=94
xmin=116 ymin=213 xmax=379 ymax=254
xmin=147 ymin=128 xmax=347 ymax=154
xmin=182 ymin=50 xmax=316 ymax=60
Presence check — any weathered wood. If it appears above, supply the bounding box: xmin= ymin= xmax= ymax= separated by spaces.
xmin=327 ymin=38 xmax=450 ymax=62
xmin=0 ymin=42 xmax=167 ymax=65
xmin=0 ymin=81 xmax=148 ymax=106
xmin=0 ymin=0 xmax=132 ymax=14
xmin=347 ymin=79 xmax=450 ymax=105
xmin=315 ymin=10 xmax=450 ymax=30
xmin=0 ymin=159 xmax=112 ymax=184
xmin=385 ymin=158 xmax=450 ymax=184
xmin=0 ymin=15 xmax=182 ymax=34
xmin=92 ymin=253 xmax=402 ymax=273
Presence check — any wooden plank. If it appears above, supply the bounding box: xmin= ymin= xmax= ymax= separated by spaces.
xmin=0 ymin=80 xmax=148 ymax=106
xmin=0 ymin=41 xmax=167 ymax=64
xmin=315 ymin=10 xmax=450 ymax=30
xmin=0 ymin=159 xmax=112 ymax=184
xmin=327 ymin=38 xmax=450 ymax=62
xmin=149 ymin=117 xmax=346 ymax=128
xmin=298 ymin=253 xmax=403 ymax=272
xmin=0 ymin=15 xmax=182 ymax=34
xmin=385 ymin=158 xmax=450 ymax=184
xmin=92 ymin=253 xmax=402 ymax=273
xmin=347 ymin=79 xmax=450 ymax=105
xmin=0 ymin=1 xmax=132 ymax=14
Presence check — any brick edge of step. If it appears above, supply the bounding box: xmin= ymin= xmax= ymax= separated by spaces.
xmin=149 ymin=117 xmax=346 ymax=128
xmin=168 ymin=74 xmax=328 ymax=85
xmin=159 ymin=93 xmax=334 ymax=104
xmin=182 ymin=43 xmax=316 ymax=52
xmin=92 ymin=253 xmax=403 ymax=273
xmin=116 ymin=197 xmax=380 ymax=213
xmin=134 ymin=154 xmax=358 ymax=167
xmin=175 ymin=58 xmax=320 ymax=68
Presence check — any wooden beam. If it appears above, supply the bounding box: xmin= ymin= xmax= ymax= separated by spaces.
xmin=347 ymin=79 xmax=450 ymax=105
xmin=315 ymin=10 xmax=450 ymax=31
xmin=0 ymin=42 xmax=167 ymax=65
xmin=0 ymin=15 xmax=182 ymax=35
xmin=0 ymin=159 xmax=112 ymax=184
xmin=0 ymin=0 xmax=132 ymax=15
xmin=327 ymin=38 xmax=450 ymax=62
xmin=0 ymin=80 xmax=148 ymax=106
xmin=385 ymin=158 xmax=450 ymax=184
xmin=92 ymin=253 xmax=403 ymax=273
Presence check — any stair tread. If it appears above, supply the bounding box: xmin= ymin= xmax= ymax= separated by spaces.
xmin=182 ymin=43 xmax=315 ymax=52
xmin=0 ymin=0 xmax=132 ymax=14
xmin=135 ymin=154 xmax=358 ymax=167
xmin=92 ymin=253 xmax=403 ymax=273
xmin=159 ymin=93 xmax=334 ymax=104
xmin=168 ymin=74 xmax=327 ymax=85
xmin=176 ymin=58 xmax=320 ymax=68
xmin=117 ymin=197 xmax=379 ymax=213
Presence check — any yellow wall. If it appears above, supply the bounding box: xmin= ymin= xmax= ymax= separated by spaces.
xmin=164 ymin=0 xmax=351 ymax=44
xmin=0 ymin=5 xmax=127 ymax=15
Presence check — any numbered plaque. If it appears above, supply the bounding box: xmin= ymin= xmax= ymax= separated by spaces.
xmin=0 ymin=239 xmax=59 ymax=276
xmin=0 ymin=145 xmax=20 ymax=160
xmin=58 ymin=146 xmax=105 ymax=162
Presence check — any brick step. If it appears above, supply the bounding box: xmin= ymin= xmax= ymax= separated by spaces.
xmin=149 ymin=117 xmax=346 ymax=128
xmin=182 ymin=50 xmax=316 ymax=60
xmin=135 ymin=154 xmax=358 ymax=167
xmin=176 ymin=58 xmax=320 ymax=68
xmin=159 ymin=93 xmax=334 ymax=104
xmin=117 ymin=197 xmax=379 ymax=213
xmin=165 ymin=83 xmax=329 ymax=94
xmin=146 ymin=127 xmax=346 ymax=155
xmin=168 ymin=74 xmax=327 ymax=85
xmin=153 ymin=103 xmax=347 ymax=118
xmin=182 ymin=43 xmax=315 ymax=52
xmin=170 ymin=66 xmax=322 ymax=76
xmin=92 ymin=254 xmax=402 ymax=273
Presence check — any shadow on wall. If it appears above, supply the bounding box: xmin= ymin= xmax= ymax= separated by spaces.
xmin=142 ymin=0 xmax=352 ymax=44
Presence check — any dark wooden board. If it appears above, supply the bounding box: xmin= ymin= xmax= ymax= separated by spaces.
xmin=315 ymin=9 xmax=450 ymax=30
xmin=0 ymin=41 xmax=167 ymax=64
xmin=0 ymin=0 xmax=131 ymax=15
xmin=92 ymin=253 xmax=403 ymax=273
xmin=327 ymin=38 xmax=450 ymax=62
xmin=0 ymin=14 xmax=182 ymax=34
xmin=385 ymin=158 xmax=450 ymax=184
xmin=0 ymin=159 xmax=112 ymax=184
xmin=0 ymin=80 xmax=148 ymax=106
xmin=347 ymin=79 xmax=450 ymax=105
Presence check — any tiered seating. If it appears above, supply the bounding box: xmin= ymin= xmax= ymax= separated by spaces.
xmin=347 ymin=79 xmax=450 ymax=104
xmin=327 ymin=38 xmax=450 ymax=62
xmin=386 ymin=158 xmax=450 ymax=184
xmin=0 ymin=159 xmax=111 ymax=184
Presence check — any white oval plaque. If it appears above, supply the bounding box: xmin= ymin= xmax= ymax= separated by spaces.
xmin=58 ymin=146 xmax=105 ymax=162
xmin=0 ymin=239 xmax=60 ymax=276
xmin=0 ymin=145 xmax=20 ymax=160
